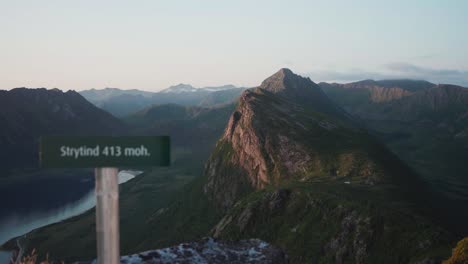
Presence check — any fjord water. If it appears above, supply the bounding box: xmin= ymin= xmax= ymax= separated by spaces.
xmin=0 ymin=170 xmax=141 ymax=263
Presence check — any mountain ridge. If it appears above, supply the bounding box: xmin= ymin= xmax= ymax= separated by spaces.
xmin=0 ymin=88 xmax=125 ymax=170
xmin=79 ymin=85 xmax=246 ymax=117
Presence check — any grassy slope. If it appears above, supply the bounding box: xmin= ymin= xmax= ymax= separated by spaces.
xmin=202 ymin=88 xmax=456 ymax=263
xmin=214 ymin=181 xmax=453 ymax=263
xmin=9 ymin=167 xmax=208 ymax=262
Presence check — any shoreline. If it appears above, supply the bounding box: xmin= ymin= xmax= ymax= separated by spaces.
xmin=0 ymin=170 xmax=143 ymax=263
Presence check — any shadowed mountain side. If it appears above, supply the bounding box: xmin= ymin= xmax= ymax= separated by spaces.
xmin=125 ymin=103 xmax=237 ymax=169
xmin=320 ymin=81 xmax=468 ymax=232
xmin=0 ymin=88 xmax=126 ymax=170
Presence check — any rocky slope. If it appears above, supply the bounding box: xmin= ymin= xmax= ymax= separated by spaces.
xmin=205 ymin=69 xmax=419 ymax=210
xmin=203 ymin=69 xmax=453 ymax=263
xmin=79 ymin=238 xmax=287 ymax=264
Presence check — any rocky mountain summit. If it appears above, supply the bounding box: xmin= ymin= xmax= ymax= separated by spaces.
xmin=203 ymin=69 xmax=417 ymax=210
xmin=260 ymin=68 xmax=344 ymax=116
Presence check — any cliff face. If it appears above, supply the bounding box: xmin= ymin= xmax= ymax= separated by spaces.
xmin=202 ymin=69 xmax=453 ymax=263
xmin=386 ymin=85 xmax=468 ymax=119
xmin=340 ymin=80 xmax=425 ymax=102
xmin=322 ymin=79 xmax=436 ymax=103
xmin=367 ymin=86 xmax=413 ymax=102
xmin=319 ymin=80 xmax=468 ymax=122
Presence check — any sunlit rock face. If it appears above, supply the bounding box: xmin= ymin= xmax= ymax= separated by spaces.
xmin=203 ymin=69 xmax=388 ymax=210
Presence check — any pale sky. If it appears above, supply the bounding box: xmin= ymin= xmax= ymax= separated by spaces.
xmin=1 ymin=0 xmax=467 ymax=91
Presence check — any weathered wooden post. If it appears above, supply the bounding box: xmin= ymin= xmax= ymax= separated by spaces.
xmin=95 ymin=167 xmax=119 ymax=264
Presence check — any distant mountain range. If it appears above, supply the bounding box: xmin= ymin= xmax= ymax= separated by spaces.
xmin=125 ymin=103 xmax=236 ymax=168
xmin=79 ymin=84 xmax=247 ymax=117
xmin=160 ymin=84 xmax=240 ymax=93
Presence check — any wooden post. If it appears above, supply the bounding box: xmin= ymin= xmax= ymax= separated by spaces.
xmin=95 ymin=168 xmax=120 ymax=264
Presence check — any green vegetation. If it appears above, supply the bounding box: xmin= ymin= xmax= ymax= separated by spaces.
xmin=321 ymin=83 xmax=468 ymax=233
xmin=8 ymin=167 xmax=201 ymax=262
xmin=214 ymin=182 xmax=452 ymax=263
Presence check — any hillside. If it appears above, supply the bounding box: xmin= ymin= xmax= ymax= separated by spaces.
xmin=0 ymin=88 xmax=125 ymax=171
xmin=320 ymin=81 xmax=468 ymax=221
xmin=126 ymin=103 xmax=236 ymax=168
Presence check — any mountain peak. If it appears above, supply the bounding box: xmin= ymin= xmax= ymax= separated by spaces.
xmin=259 ymin=68 xmax=308 ymax=93
xmin=160 ymin=83 xmax=197 ymax=93
xmin=257 ymin=69 xmax=346 ymax=116
xmin=276 ymin=67 xmax=294 ymax=76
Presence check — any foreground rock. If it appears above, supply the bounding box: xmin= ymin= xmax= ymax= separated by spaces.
xmin=79 ymin=237 xmax=287 ymax=264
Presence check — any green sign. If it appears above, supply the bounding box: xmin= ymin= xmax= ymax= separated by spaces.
xmin=40 ymin=136 xmax=170 ymax=168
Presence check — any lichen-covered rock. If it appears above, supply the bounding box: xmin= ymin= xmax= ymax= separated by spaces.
xmin=78 ymin=238 xmax=287 ymax=264
xmin=324 ymin=210 xmax=374 ymax=264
